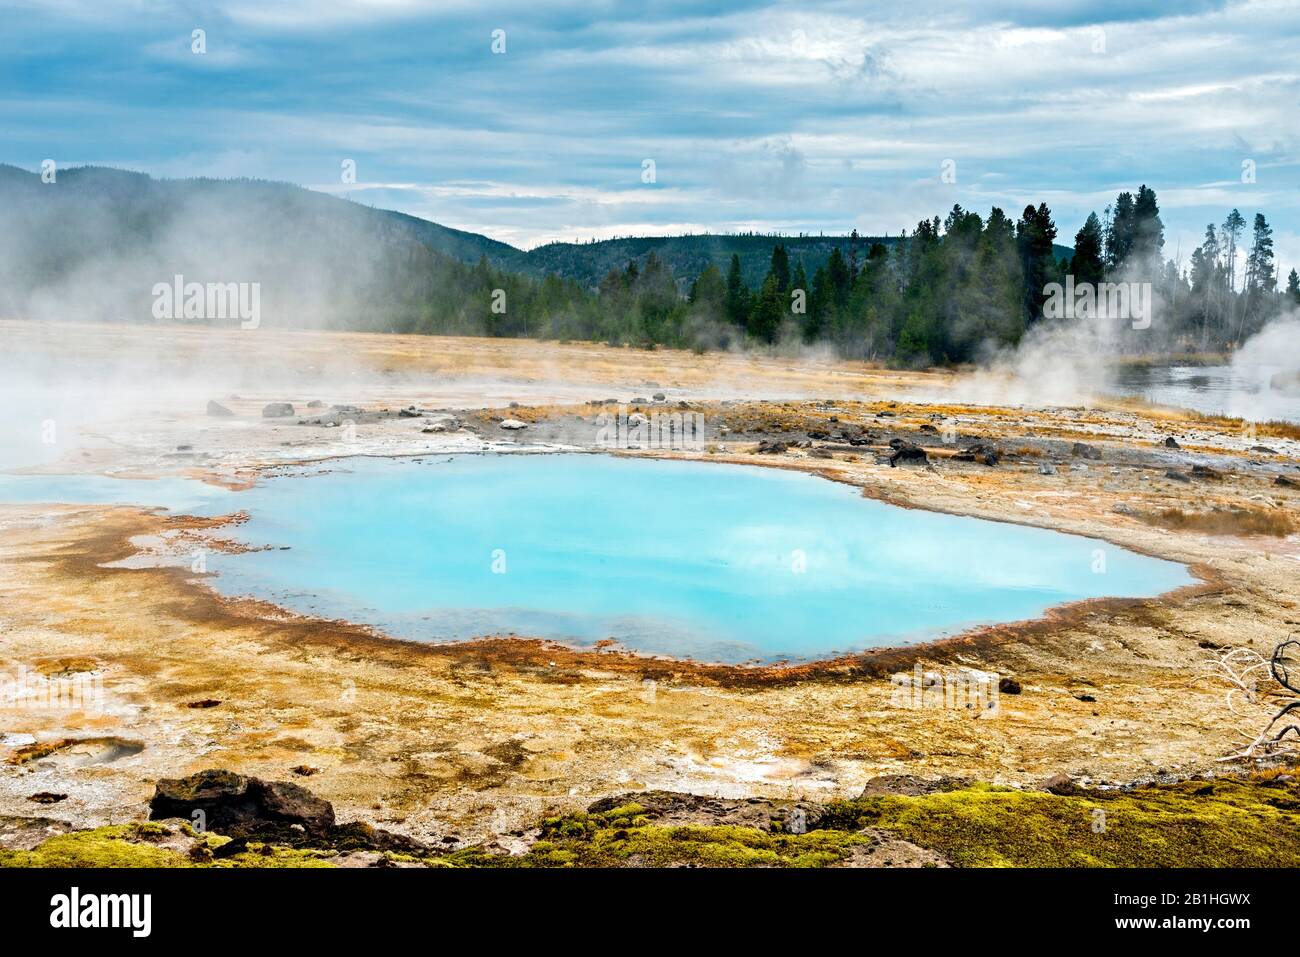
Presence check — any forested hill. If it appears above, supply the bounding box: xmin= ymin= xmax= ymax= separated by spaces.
xmin=529 ymin=233 xmax=1075 ymax=290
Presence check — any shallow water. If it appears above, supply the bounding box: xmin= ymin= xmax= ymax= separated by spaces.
xmin=1111 ymin=363 xmax=1300 ymax=423
xmin=0 ymin=454 xmax=1194 ymax=664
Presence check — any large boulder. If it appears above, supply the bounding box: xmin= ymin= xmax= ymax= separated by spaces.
xmin=150 ymin=769 xmax=334 ymax=837
xmin=262 ymin=402 xmax=295 ymax=418
xmin=205 ymin=400 xmax=234 ymax=417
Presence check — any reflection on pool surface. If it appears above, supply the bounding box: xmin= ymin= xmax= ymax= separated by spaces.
xmin=183 ymin=454 xmax=1193 ymax=664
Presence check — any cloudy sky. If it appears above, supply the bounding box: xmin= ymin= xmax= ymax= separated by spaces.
xmin=2 ymin=0 xmax=1298 ymax=271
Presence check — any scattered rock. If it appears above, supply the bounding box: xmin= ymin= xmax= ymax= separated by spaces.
xmin=261 ymin=402 xmax=295 ymax=418
xmin=1276 ymin=475 xmax=1299 ymax=489
xmin=1252 ymin=445 xmax=1278 ymax=455
xmin=306 ymin=400 xmax=325 ymax=409
xmin=206 ymin=400 xmax=234 ymax=417
xmin=998 ymin=676 xmax=1022 ymax=694
xmin=652 ymin=392 xmax=665 ymax=402
xmin=888 ymin=442 xmax=928 ymax=467
xmin=1038 ymin=462 xmax=1056 ymax=475
xmin=1039 ymin=773 xmax=1078 ymax=795
xmin=185 ymin=699 xmax=221 ymax=709
xmin=952 ymin=443 xmax=1000 ymax=466
xmin=756 ymin=440 xmax=788 ymax=454
xmin=498 ymin=419 xmax=528 ymax=430
xmin=809 ymin=447 xmax=833 ymax=459
xmin=211 ymin=837 xmax=250 ymax=859
xmin=1191 ymin=464 xmax=1224 ymax=481
xmin=27 ymin=792 xmax=67 ymax=804
xmin=1165 ymin=469 xmax=1191 ymax=483
xmin=1164 ymin=436 xmax=1181 ymax=449
xmin=291 ymin=765 xmax=321 ymax=777
xmin=859 ymin=774 xmax=970 ymax=798
xmin=150 ymin=769 xmax=335 ymax=838
xmin=1073 ymin=692 xmax=1097 ymax=703
xmin=1071 ymin=442 xmax=1102 ymax=460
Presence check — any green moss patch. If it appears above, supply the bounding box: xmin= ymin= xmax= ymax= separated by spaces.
xmin=819 ymin=773 xmax=1300 ymax=867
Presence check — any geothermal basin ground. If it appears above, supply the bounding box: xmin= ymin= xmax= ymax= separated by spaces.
xmin=1 ymin=320 xmax=1298 ymax=866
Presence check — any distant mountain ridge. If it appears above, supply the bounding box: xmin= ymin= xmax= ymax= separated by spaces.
xmin=0 ymin=165 xmax=1072 ymax=300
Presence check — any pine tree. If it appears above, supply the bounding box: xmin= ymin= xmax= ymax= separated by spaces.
xmin=769 ymin=244 xmax=791 ymax=293
xmin=1069 ymin=212 xmax=1105 ymax=286
xmin=724 ymin=254 xmax=749 ymax=327
xmin=1245 ymin=213 xmax=1276 ymax=295
xmin=1106 ymin=192 xmax=1135 ymax=270
xmin=688 ymin=263 xmax=725 ymax=312
xmin=1131 ymin=185 xmax=1165 ymax=265
xmin=1017 ymin=203 xmax=1058 ymax=323
xmin=748 ymin=274 xmax=783 ymax=343
xmin=1287 ymin=268 xmax=1300 ymax=307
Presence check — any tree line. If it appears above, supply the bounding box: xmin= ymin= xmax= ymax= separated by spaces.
xmin=367 ymin=186 xmax=1297 ymax=364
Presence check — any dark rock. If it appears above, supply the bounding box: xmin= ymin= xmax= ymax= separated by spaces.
xmin=1252 ymin=445 xmax=1278 ymax=455
xmin=756 ymin=440 xmax=788 ymax=454
xmin=185 ymin=699 xmax=221 ymax=709
xmin=1039 ymin=773 xmax=1078 ymax=795
xmin=206 ymin=400 xmax=234 ymax=417
xmin=859 ymin=774 xmax=970 ymax=798
xmin=1164 ymin=436 xmax=1181 ymax=449
xmin=1071 ymin=442 xmax=1102 ymax=460
xmin=1165 ymin=469 xmax=1191 ymax=482
xmin=398 ymin=407 xmax=422 ymax=418
xmin=211 ymin=837 xmax=250 ymax=859
xmin=150 ymin=768 xmax=335 ymax=837
xmin=888 ymin=443 xmax=928 ymax=467
xmin=809 ymin=447 xmax=833 ymax=459
xmin=917 ymin=423 xmax=937 ymax=433
xmin=652 ymin=392 xmax=665 ymax=402
xmin=1276 ymin=475 xmax=1299 ymax=489
xmin=952 ymin=443 xmax=1000 ymax=466
xmin=291 ymin=765 xmax=320 ymax=776
xmin=27 ymin=792 xmax=67 ymax=804
xmin=998 ymin=676 xmax=1022 ymax=694
xmin=1073 ymin=692 xmax=1097 ymax=703
xmin=261 ymin=402 xmax=295 ymax=418
xmin=1191 ymin=464 xmax=1224 ymax=481
xmin=306 ymin=400 xmax=325 ymax=408
xmin=807 ymin=430 xmax=830 ymax=440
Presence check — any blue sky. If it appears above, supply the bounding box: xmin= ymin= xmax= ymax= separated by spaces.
xmin=2 ymin=0 xmax=1298 ymax=273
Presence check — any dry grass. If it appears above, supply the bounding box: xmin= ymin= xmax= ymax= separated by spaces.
xmin=1135 ymin=506 xmax=1297 ymax=537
